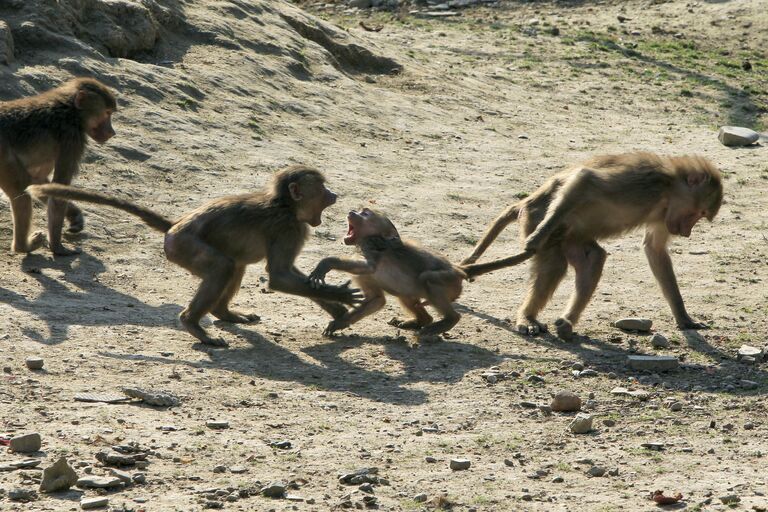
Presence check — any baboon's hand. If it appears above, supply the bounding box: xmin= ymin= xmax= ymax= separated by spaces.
xmin=327 ymin=281 xmax=364 ymax=306
xmin=308 ymin=264 xmax=330 ymax=288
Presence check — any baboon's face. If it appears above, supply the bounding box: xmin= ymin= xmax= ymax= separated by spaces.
xmin=344 ymin=208 xmax=398 ymax=245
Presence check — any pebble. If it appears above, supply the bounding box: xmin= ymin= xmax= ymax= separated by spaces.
xmin=569 ymin=414 xmax=593 ymax=434
xmin=449 ymin=458 xmax=471 ymax=471
xmin=414 ymin=493 xmax=428 ymax=503
xmin=603 ymin=419 xmax=616 ymax=427
xmin=10 ymin=432 xmax=41 ymax=453
xmin=669 ymin=402 xmax=683 ymax=412
xmin=39 ymin=457 xmax=78 ymax=493
xmin=613 ymin=318 xmax=652 ymax=332
xmin=206 ymin=420 xmax=229 ymax=429
xmin=108 ymin=468 xmax=133 ymax=484
xmin=610 ymin=387 xmax=650 ymax=400
xmin=213 ymin=465 xmax=227 ymax=473
xmin=578 ymin=369 xmax=598 ymax=378
xmin=425 ymin=456 xmax=437 ymax=463
xmin=527 ymin=375 xmax=545 ymax=384
xmin=626 ymin=355 xmax=679 ymax=372
xmin=261 ymin=482 xmax=286 ymax=498
xmin=550 ymin=390 xmax=582 ymax=412
xmin=76 ymin=476 xmax=123 ymax=489
xmin=649 ymin=333 xmax=670 ymax=349
xmin=552 ymin=476 xmax=564 ymax=483
xmin=571 ymin=362 xmax=584 ymax=371
xmin=81 ymin=497 xmax=109 ymax=509
xmin=9 ymin=488 xmax=37 ymax=502
xmin=587 ymin=466 xmax=606 ymax=477
xmin=738 ymin=344 xmax=764 ymax=361
xmin=25 ymin=357 xmax=44 ymax=370
xmin=719 ymin=494 xmax=740 ymax=504
xmin=641 ymin=442 xmax=665 ymax=451
xmin=740 ymin=379 xmax=759 ymax=390
xmin=718 ymin=126 xmax=759 ymax=146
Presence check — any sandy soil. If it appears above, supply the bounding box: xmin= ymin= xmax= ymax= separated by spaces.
xmin=1 ymin=0 xmax=767 ymax=510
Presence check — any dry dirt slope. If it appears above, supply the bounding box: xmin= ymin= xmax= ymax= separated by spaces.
xmin=1 ymin=0 xmax=768 ymax=511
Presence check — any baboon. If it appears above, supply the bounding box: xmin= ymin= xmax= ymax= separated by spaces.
xmin=28 ymin=166 xmax=362 ymax=346
xmin=0 ymin=78 xmax=117 ymax=255
xmin=309 ymin=208 xmax=466 ymax=337
xmin=461 ymin=152 xmax=723 ymax=340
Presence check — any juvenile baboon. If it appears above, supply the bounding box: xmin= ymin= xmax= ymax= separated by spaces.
xmin=28 ymin=166 xmax=362 ymax=346
xmin=0 ymin=78 xmax=117 ymax=255
xmin=461 ymin=152 xmax=723 ymax=340
xmin=309 ymin=208 xmax=466 ymax=337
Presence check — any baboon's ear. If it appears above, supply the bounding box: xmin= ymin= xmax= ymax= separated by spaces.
xmin=686 ymin=171 xmax=708 ymax=188
xmin=288 ymin=182 xmax=302 ymax=201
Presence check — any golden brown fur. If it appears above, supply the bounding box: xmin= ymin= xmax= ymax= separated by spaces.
xmin=0 ymin=78 xmax=117 ymax=255
xmin=461 ymin=152 xmax=723 ymax=340
xmin=309 ymin=208 xmax=465 ymax=337
xmin=28 ymin=166 xmax=362 ymax=346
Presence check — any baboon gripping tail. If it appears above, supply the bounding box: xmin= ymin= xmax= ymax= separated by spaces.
xmin=27 ymin=184 xmax=173 ymax=233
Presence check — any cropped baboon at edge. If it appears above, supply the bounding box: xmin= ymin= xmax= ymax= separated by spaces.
xmin=461 ymin=152 xmax=723 ymax=340
xmin=28 ymin=166 xmax=362 ymax=346
xmin=0 ymin=78 xmax=117 ymax=255
xmin=309 ymin=208 xmax=466 ymax=337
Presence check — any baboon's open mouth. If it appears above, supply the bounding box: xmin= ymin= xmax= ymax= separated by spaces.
xmin=344 ymin=221 xmax=357 ymax=245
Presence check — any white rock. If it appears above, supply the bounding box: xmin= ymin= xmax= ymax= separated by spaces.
xmin=649 ymin=333 xmax=669 ymax=349
xmin=81 ymin=497 xmax=109 ymax=509
xmin=614 ymin=318 xmax=652 ymax=331
xmin=718 ymin=126 xmax=759 ymax=146
xmin=568 ymin=414 xmax=593 ymax=434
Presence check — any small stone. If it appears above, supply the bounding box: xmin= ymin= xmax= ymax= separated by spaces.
xmin=668 ymin=402 xmax=683 ymax=412
xmin=552 ymin=476 xmax=564 ymax=483
xmin=718 ymin=126 xmax=759 ymax=146
xmin=613 ymin=318 xmax=652 ymax=332
xmin=571 ymin=362 xmax=584 ymax=371
xmin=270 ymin=440 xmax=292 ymax=449
xmin=538 ymin=405 xmax=552 ymax=416
xmin=504 ymin=459 xmax=514 ymax=467
xmin=39 ymin=457 xmax=78 ymax=493
xmin=626 ymin=355 xmax=679 ymax=372
xmin=587 ymin=466 xmax=606 ymax=477
xmin=608 ymin=468 xmax=620 ymax=477
xmin=230 ymin=466 xmax=247 ymax=474
xmin=122 ymin=387 xmax=180 ymax=407
xmin=738 ymin=344 xmax=764 ymax=361
xmin=578 ymin=369 xmax=598 ymax=377
xmin=9 ymin=433 xmax=41 ymax=453
xmin=649 ymin=333 xmax=669 ymax=349
xmin=449 ymin=458 xmax=471 ymax=471
xmin=25 ymin=357 xmax=44 ymax=370
xmin=740 ymin=379 xmax=759 ymax=390
xmin=348 ymin=0 xmax=372 ymax=8
xmin=81 ymin=497 xmax=109 ymax=509
xmin=212 ymin=465 xmax=227 ymax=473
xmin=550 ymin=390 xmax=582 ymax=412
xmin=719 ymin=494 xmax=740 ymax=504
xmin=206 ymin=420 xmax=229 ymax=429
xmin=641 ymin=442 xmax=665 ymax=451
xmin=527 ymin=374 xmax=545 ymax=384
xmin=359 ymin=482 xmax=374 ymax=493
xmin=261 ymin=482 xmax=286 ymax=498
xmin=414 ymin=493 xmax=428 ymax=503
xmin=9 ymin=488 xmax=37 ymax=502
xmin=603 ymin=419 xmax=616 ymax=427
xmin=76 ymin=476 xmax=123 ymax=489
xmin=569 ymin=414 xmax=593 ymax=434
xmin=108 ymin=468 xmax=133 ymax=484
xmin=425 ymin=456 xmax=437 ymax=463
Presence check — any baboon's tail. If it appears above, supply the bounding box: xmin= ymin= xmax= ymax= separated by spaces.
xmin=27 ymin=184 xmax=174 ymax=233
xmin=460 ymin=249 xmax=534 ymax=279
xmin=460 ymin=202 xmax=523 ymax=265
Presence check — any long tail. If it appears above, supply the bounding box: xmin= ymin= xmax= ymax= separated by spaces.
xmin=27 ymin=184 xmax=173 ymax=233
xmin=461 ymin=249 xmax=534 ymax=279
xmin=461 ymin=201 xmax=523 ymax=265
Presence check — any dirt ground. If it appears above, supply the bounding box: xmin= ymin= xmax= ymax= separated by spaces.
xmin=1 ymin=0 xmax=768 ymax=510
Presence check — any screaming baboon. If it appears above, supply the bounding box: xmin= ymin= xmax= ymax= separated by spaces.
xmin=0 ymin=78 xmax=117 ymax=255
xmin=28 ymin=166 xmax=362 ymax=346
xmin=309 ymin=208 xmax=466 ymax=337
xmin=461 ymin=152 xmax=723 ymax=340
